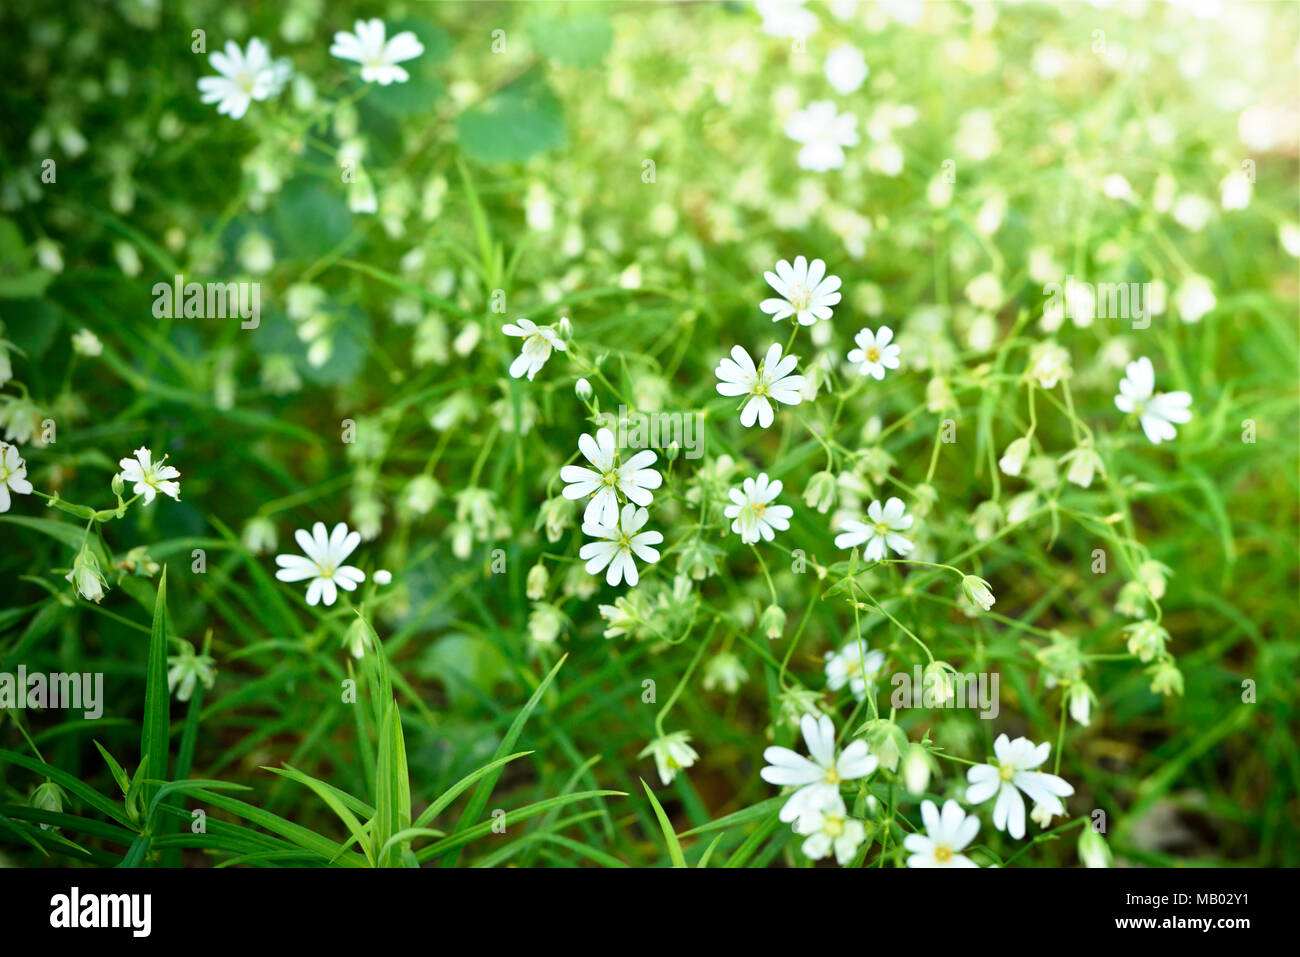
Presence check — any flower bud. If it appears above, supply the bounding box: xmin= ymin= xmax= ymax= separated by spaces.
xmin=32 ymin=782 xmax=65 ymax=829
xmin=760 ymin=603 xmax=786 ymax=640
xmin=241 ymin=516 xmax=277 ymax=555
xmin=901 ymin=743 xmax=933 ymax=797
xmin=1067 ymin=681 xmax=1095 ymax=727
xmin=1078 ymin=826 xmax=1113 ymax=868
xmin=575 ymin=377 xmax=593 ymax=400
xmin=1126 ymin=620 xmax=1169 ymax=662
xmin=1060 ymin=442 xmax=1105 ymax=489
xmin=998 ymin=436 xmax=1031 ymax=477
xmin=803 ymin=471 xmax=837 ymax=514
xmin=65 ymin=545 xmax=108 ymax=603
xmin=961 ymin=575 xmax=995 ymax=612
xmin=1146 ymin=660 xmax=1184 ymax=696
xmin=111 ymin=473 xmax=125 ymax=498
xmin=861 ymin=718 xmax=907 ymax=772
xmin=526 ymin=562 xmax=549 ymax=601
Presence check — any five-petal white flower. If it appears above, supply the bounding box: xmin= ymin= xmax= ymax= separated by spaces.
xmin=965 ymin=733 xmax=1075 ymax=839
xmin=823 ymin=641 xmax=886 ymax=700
xmin=118 ymin=447 xmax=181 ymax=505
xmin=579 ymin=503 xmax=663 ymax=587
xmin=330 ymin=19 xmax=425 ymax=85
xmin=560 ymin=428 xmax=662 ymax=526
xmin=760 ymin=713 xmax=878 ymax=823
xmin=793 ymin=790 xmax=867 ymax=865
xmin=760 ymin=256 xmax=842 ymax=326
xmin=785 ymin=100 xmax=859 ymax=172
xmin=0 ymin=442 xmax=34 ymax=513
xmin=502 ymin=318 xmax=566 ymax=381
xmin=715 ymin=343 xmax=806 ymax=428
xmin=847 ymin=325 xmax=901 ymax=380
xmin=197 ymin=39 xmax=285 ymax=120
xmin=904 ymin=799 xmax=981 ymax=868
xmin=275 ymin=521 xmax=367 ymax=607
xmin=1114 ymin=356 xmax=1192 ymax=444
xmin=724 ymin=472 xmax=793 ymax=544
xmin=834 ymin=496 xmax=914 ymax=561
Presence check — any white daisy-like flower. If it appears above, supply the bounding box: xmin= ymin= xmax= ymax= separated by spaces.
xmin=639 ymin=731 xmax=699 ymax=786
xmin=560 ymin=427 xmax=661 ymax=526
xmin=793 ymin=790 xmax=867 ymax=865
xmin=502 ymin=318 xmax=566 ymax=381
xmin=117 ymin=447 xmax=181 ymax=504
xmin=965 ymin=733 xmax=1075 ymax=840
xmin=760 ymin=713 xmax=878 ymax=823
xmin=823 ymin=642 xmax=886 ymax=700
xmin=1114 ymin=357 xmax=1192 ymax=445
xmin=330 ymin=19 xmax=425 ymax=86
xmin=723 ymin=472 xmax=793 ymax=544
xmin=715 ymin=343 xmax=806 ymax=429
xmin=903 ymin=799 xmax=980 ymax=868
xmin=197 ymin=39 xmax=283 ymax=120
xmin=833 ymin=496 xmax=914 ymax=561
xmin=825 ymin=44 xmax=868 ymax=95
xmin=785 ymin=100 xmax=859 ymax=172
xmin=274 ymin=521 xmax=367 ymax=607
xmin=579 ymin=503 xmax=663 ymax=588
xmin=760 ymin=256 xmax=842 ymax=326
xmin=846 ymin=325 xmax=901 ymax=380
xmin=0 ymin=442 xmax=34 ymax=512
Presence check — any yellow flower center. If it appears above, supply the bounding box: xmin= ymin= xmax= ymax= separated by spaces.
xmin=823 ymin=767 xmax=840 ymax=785
xmin=790 ymin=286 xmax=812 ymax=311
xmin=933 ymin=844 xmax=954 ymax=863
xmin=999 ymin=763 xmax=1016 ymax=782
xmin=824 ymin=815 xmax=846 ymax=838
xmin=866 ymin=347 xmax=881 ymax=363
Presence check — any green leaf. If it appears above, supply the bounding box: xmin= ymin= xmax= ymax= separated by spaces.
xmin=457 ymin=71 xmax=565 ymax=163
xmin=272 ymin=177 xmax=352 ymax=259
xmin=140 ymin=567 xmax=170 ymax=812
xmin=641 ymin=779 xmax=686 ymax=868
xmin=526 ymin=15 xmax=613 ymax=67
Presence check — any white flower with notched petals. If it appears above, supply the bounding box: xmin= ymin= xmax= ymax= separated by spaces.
xmin=0 ymin=442 xmax=34 ymax=512
xmin=761 ymin=256 xmax=842 ymax=326
xmin=761 ymin=713 xmax=878 ymax=823
xmin=846 ymin=325 xmax=901 ymax=380
xmin=502 ymin=318 xmax=566 ymax=381
xmin=330 ymin=19 xmax=425 ymax=86
xmin=793 ymin=790 xmax=867 ymax=865
xmin=904 ymin=799 xmax=980 ymax=868
xmin=275 ymin=521 xmax=367 ymax=607
xmin=834 ymin=496 xmax=914 ymax=561
xmin=724 ymin=472 xmax=793 ymax=544
xmin=118 ymin=447 xmax=181 ymax=504
xmin=560 ymin=428 xmax=661 ymax=526
xmin=579 ymin=503 xmax=662 ymax=587
xmin=785 ymin=101 xmax=859 ymax=172
xmin=1114 ymin=357 xmax=1192 ymax=445
xmin=197 ymin=39 xmax=285 ymax=120
xmin=824 ymin=641 xmax=885 ymax=700
xmin=715 ymin=343 xmax=806 ymax=429
xmin=965 ymin=733 xmax=1075 ymax=839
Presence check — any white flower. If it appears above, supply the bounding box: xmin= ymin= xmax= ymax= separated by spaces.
xmin=502 ymin=318 xmax=566 ymax=381
xmin=0 ymin=442 xmax=34 ymax=512
xmin=715 ymin=343 xmax=806 ymax=429
xmin=834 ymin=496 xmax=914 ymax=561
xmin=1279 ymin=222 xmax=1300 ymax=258
xmin=724 ymin=472 xmax=793 ymax=544
xmin=965 ymin=734 xmax=1075 ymax=839
xmin=373 ymin=569 xmax=393 ymax=586
xmin=1174 ymin=274 xmax=1216 ymax=323
xmin=961 ymin=575 xmax=995 ymax=612
xmin=167 ymin=645 xmax=216 ymax=702
xmin=274 ymin=521 xmax=367 ymax=607
xmin=560 ymin=427 xmax=662 ymax=526
xmin=117 ymin=447 xmax=181 ymax=504
xmin=1059 ymin=443 xmax=1105 ymax=488
xmin=793 ymin=790 xmax=867 ymax=865
xmin=785 ymin=101 xmax=859 ymax=172
xmin=823 ymin=642 xmax=885 ymax=700
xmin=579 ymin=503 xmax=663 ymax=587
xmin=825 ymin=44 xmax=868 ymax=94
xmin=904 ymin=799 xmax=980 ymax=868
xmin=639 ymin=731 xmax=698 ymax=786
xmin=1028 ymin=341 xmax=1071 ymax=389
xmin=330 ymin=19 xmax=425 ymax=86
xmin=760 ymin=713 xmax=878 ymax=823
xmin=757 ymin=0 xmax=819 ymax=38
xmin=1114 ymin=357 xmax=1192 ymax=444
xmin=66 ymin=545 xmax=107 ymax=604
xmin=846 ymin=325 xmax=901 ymax=380
xmin=197 ymin=39 xmax=283 ymax=120
xmin=1220 ymin=171 xmax=1251 ymax=210
xmin=760 ymin=256 xmax=842 ymax=326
